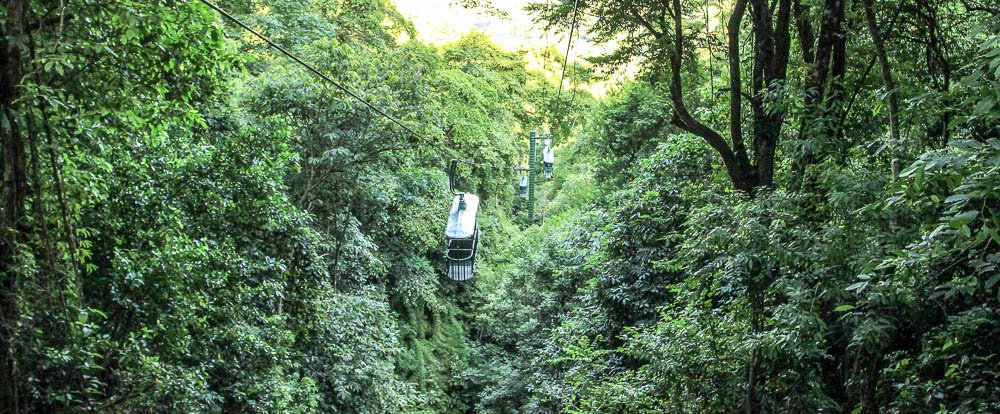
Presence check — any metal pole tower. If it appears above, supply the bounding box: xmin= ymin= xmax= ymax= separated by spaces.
xmin=528 ymin=129 xmax=537 ymax=223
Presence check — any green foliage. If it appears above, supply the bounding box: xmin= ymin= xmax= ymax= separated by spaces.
xmin=3 ymin=0 xmax=562 ymax=411
xmin=586 ymin=81 xmax=675 ymax=186
xmin=5 ymin=1 xmax=1000 ymax=413
xmin=466 ymin=8 xmax=1000 ymax=414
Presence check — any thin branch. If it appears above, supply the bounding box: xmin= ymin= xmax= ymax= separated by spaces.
xmin=630 ymin=8 xmax=664 ymax=39
xmin=716 ymin=87 xmax=759 ymax=105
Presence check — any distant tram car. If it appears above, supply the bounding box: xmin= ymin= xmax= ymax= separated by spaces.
xmin=543 ymin=145 xmax=554 ymax=179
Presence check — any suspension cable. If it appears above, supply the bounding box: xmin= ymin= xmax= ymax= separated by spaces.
xmin=551 ymin=0 xmax=581 ymax=122
xmin=198 ymin=0 xmax=480 ymax=167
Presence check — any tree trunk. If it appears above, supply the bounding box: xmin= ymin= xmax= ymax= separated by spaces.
xmin=745 ymin=289 xmax=763 ymax=414
xmin=662 ymin=0 xmax=791 ymax=194
xmin=1 ymin=0 xmax=30 ymax=411
xmin=793 ymin=0 xmax=815 ymax=64
xmin=862 ymin=0 xmax=902 ymax=180
xmin=750 ymin=0 xmax=791 ymax=190
xmin=923 ymin=3 xmax=951 ymax=146
xmin=795 ymin=0 xmax=847 ymax=182
xmin=669 ymin=0 xmax=756 ymax=193
xmin=860 ymin=350 xmax=881 ymax=414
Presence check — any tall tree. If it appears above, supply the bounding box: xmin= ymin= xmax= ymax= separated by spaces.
xmin=530 ymin=0 xmax=792 ymax=193
xmin=1 ymin=1 xmax=32 ymax=409
xmin=862 ymin=0 xmax=901 ymax=181
xmin=795 ymin=0 xmax=848 ymax=174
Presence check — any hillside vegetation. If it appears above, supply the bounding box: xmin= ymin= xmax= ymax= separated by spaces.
xmin=1 ymin=1 xmax=998 ymax=413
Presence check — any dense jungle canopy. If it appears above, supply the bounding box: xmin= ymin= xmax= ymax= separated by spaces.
xmin=1 ymin=0 xmax=998 ymax=412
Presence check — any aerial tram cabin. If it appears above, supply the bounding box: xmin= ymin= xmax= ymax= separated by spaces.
xmin=445 ymin=160 xmax=480 ymax=281
xmin=519 ymin=175 xmax=529 ymax=198
xmin=543 ymin=145 xmax=554 ymax=179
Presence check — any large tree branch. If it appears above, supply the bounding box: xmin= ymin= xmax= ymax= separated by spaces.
xmin=772 ymin=0 xmax=792 ymax=80
xmin=750 ymin=0 xmax=774 ymax=95
xmin=728 ymin=0 xmax=751 ymax=168
xmin=669 ymin=0 xmax=751 ymax=191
